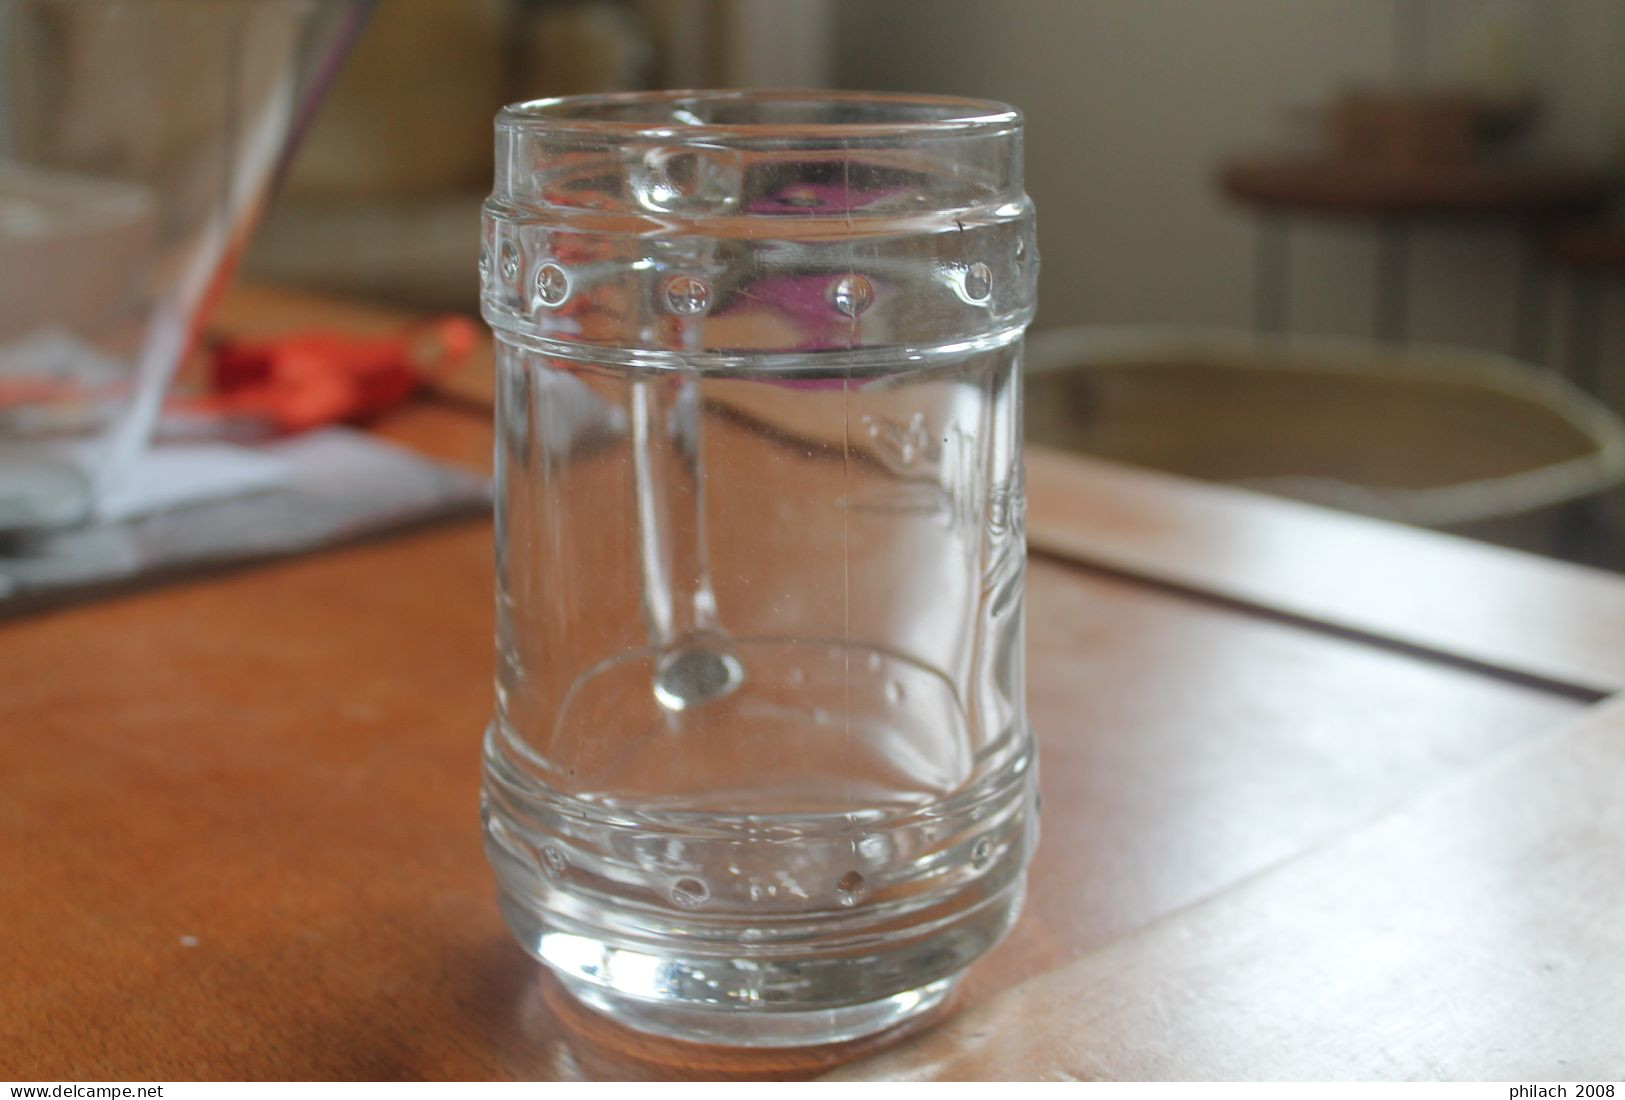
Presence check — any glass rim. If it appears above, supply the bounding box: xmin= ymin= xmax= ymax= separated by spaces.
xmin=496 ymin=89 xmax=1022 ymax=141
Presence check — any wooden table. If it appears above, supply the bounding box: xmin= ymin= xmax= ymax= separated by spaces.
xmin=4 ymin=286 xmax=1624 ymax=1081
xmin=1218 ymin=155 xmax=1609 ymax=350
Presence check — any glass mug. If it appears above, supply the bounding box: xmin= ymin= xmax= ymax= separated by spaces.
xmin=480 ymin=90 xmax=1038 ymax=1047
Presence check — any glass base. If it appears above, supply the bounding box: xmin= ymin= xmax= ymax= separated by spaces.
xmin=497 ymin=877 xmax=1024 ymax=1049
xmin=484 ymin=720 xmax=1038 ymax=1050
xmin=558 ymin=970 xmax=959 ymax=1048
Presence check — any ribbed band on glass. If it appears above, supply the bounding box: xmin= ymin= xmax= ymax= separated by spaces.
xmin=480 ymin=91 xmax=1038 ymax=366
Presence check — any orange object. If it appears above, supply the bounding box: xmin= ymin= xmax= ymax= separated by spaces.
xmin=196 ymin=316 xmax=479 ymax=433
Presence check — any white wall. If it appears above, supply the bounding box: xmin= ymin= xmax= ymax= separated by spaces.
xmin=833 ymin=0 xmax=1625 ymax=396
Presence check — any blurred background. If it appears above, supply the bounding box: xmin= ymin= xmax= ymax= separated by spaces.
xmin=240 ymin=0 xmax=1625 ymax=568
xmin=247 ymin=0 xmax=1625 ymax=362
xmin=8 ymin=0 xmax=1625 ymax=584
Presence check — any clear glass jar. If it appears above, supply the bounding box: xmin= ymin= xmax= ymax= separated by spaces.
xmin=480 ymin=90 xmax=1038 ymax=1047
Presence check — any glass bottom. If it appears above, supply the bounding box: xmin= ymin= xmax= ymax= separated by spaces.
xmin=483 ymin=704 xmax=1038 ymax=1049
xmin=490 ymin=859 xmax=1027 ymax=1047
xmin=559 ymin=969 xmax=960 ymax=1048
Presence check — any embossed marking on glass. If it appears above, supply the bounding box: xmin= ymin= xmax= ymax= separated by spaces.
xmin=480 ymin=90 xmax=1039 ymax=1047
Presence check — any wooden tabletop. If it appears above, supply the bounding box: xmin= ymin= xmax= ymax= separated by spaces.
xmin=4 ymin=286 xmax=1624 ymax=1081
xmin=1219 ymin=155 xmax=1610 ymax=220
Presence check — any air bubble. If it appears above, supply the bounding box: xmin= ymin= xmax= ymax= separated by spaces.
xmin=828 ymin=274 xmax=874 ymax=317
xmin=835 ymin=870 xmax=868 ymax=906
xmin=1014 ymin=238 xmax=1028 ymax=262
xmin=534 ymin=262 xmax=570 ymax=307
xmin=542 ymin=846 xmax=568 ymax=876
xmin=664 ymin=274 xmax=712 ymax=316
xmin=963 ymin=262 xmax=993 ymax=303
xmin=498 ymin=242 xmax=520 ymax=284
xmin=972 ymin=837 xmax=994 ymax=868
xmin=671 ymin=877 xmax=710 ymax=908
